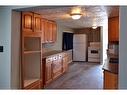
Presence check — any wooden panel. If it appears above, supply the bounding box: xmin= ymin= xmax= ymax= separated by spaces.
xmin=62 ymin=56 xmax=68 ymax=73
xmin=24 ymin=80 xmax=41 ymax=89
xmin=45 ymin=61 xmax=52 ymax=84
xmin=104 ymin=70 xmax=118 ymax=89
xmin=52 ymin=55 xmax=62 ymax=79
xmin=108 ymin=17 xmax=119 ymax=42
xmin=22 ymin=12 xmax=33 ymax=32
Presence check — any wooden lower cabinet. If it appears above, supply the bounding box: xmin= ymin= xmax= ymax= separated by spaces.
xmin=104 ymin=70 xmax=118 ymax=89
xmin=52 ymin=54 xmax=63 ymax=79
xmin=43 ymin=52 xmax=69 ymax=87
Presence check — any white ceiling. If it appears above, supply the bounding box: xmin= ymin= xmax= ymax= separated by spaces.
xmin=17 ymin=6 xmax=119 ymax=29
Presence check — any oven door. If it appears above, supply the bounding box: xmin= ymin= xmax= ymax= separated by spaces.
xmin=88 ymin=48 xmax=100 ymax=58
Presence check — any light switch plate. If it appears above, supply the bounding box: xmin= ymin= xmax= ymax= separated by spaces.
xmin=0 ymin=46 xmax=3 ymax=52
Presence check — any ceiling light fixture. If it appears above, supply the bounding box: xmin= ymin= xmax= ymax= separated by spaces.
xmin=70 ymin=13 xmax=82 ymax=20
xmin=92 ymin=26 xmax=97 ymax=29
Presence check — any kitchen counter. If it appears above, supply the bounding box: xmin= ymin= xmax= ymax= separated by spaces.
xmin=103 ymin=58 xmax=118 ymax=74
xmin=42 ymin=50 xmax=63 ymax=58
xmin=42 ymin=50 xmax=73 ymax=58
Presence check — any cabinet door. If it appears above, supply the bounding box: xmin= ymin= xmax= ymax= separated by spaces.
xmin=104 ymin=70 xmax=118 ymax=89
xmin=22 ymin=12 xmax=33 ymax=32
xmin=48 ymin=21 xmax=53 ymax=42
xmin=34 ymin=13 xmax=42 ymax=32
xmin=108 ymin=17 xmax=119 ymax=42
xmin=52 ymin=55 xmax=62 ymax=79
xmin=44 ymin=20 xmax=49 ymax=43
xmin=41 ymin=19 xmax=45 ymax=43
xmin=62 ymin=56 xmax=68 ymax=73
xmin=52 ymin=22 xmax=57 ymax=42
xmin=45 ymin=58 xmax=52 ymax=85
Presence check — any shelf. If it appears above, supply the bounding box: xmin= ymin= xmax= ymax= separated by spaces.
xmin=24 ymin=78 xmax=40 ymax=87
xmin=24 ymin=50 xmax=41 ymax=54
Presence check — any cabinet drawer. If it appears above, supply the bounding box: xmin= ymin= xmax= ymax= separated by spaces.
xmin=46 ymin=57 xmax=52 ymax=63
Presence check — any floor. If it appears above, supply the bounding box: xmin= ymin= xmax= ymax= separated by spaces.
xmin=45 ymin=62 xmax=103 ymax=89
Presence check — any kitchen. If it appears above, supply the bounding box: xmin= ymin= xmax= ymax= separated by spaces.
xmin=0 ymin=6 xmax=119 ymax=89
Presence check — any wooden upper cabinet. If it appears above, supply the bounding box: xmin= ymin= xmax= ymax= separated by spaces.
xmin=34 ymin=13 xmax=42 ymax=32
xmin=22 ymin=12 xmax=33 ymax=32
xmin=41 ymin=19 xmax=57 ymax=43
xmin=22 ymin=12 xmax=42 ymax=37
xmin=108 ymin=17 xmax=119 ymax=42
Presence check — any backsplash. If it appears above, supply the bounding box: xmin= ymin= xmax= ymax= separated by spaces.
xmin=108 ymin=43 xmax=119 ymax=55
xmin=42 ymin=43 xmax=55 ymax=53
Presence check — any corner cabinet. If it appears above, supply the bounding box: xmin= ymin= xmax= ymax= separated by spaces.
xmin=21 ymin=12 xmax=42 ymax=89
xmin=108 ymin=16 xmax=119 ymax=42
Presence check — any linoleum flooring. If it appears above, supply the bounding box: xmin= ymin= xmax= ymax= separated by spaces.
xmin=45 ymin=62 xmax=103 ymax=89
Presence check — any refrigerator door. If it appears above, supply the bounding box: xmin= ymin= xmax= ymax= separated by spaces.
xmin=73 ymin=34 xmax=86 ymax=43
xmin=73 ymin=43 xmax=87 ymax=61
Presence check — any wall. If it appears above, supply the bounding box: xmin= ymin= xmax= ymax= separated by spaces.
xmin=74 ymin=27 xmax=101 ymax=46
xmin=42 ymin=24 xmax=74 ymax=53
xmin=0 ymin=7 xmax=12 ymax=89
xmin=0 ymin=6 xmax=29 ymax=89
xmin=102 ymin=19 xmax=108 ymax=64
xmin=119 ymin=6 xmax=127 ymax=89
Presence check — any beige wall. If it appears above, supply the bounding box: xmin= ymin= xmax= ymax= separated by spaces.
xmin=0 ymin=6 xmax=29 ymax=89
xmin=0 ymin=7 xmax=12 ymax=89
xmin=11 ymin=11 xmax=21 ymax=89
xmin=42 ymin=24 xmax=74 ymax=53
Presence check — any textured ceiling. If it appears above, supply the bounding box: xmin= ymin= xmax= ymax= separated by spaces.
xmin=18 ymin=6 xmax=119 ymax=29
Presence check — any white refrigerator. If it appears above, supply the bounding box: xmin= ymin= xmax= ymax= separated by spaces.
xmin=73 ymin=34 xmax=87 ymax=61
